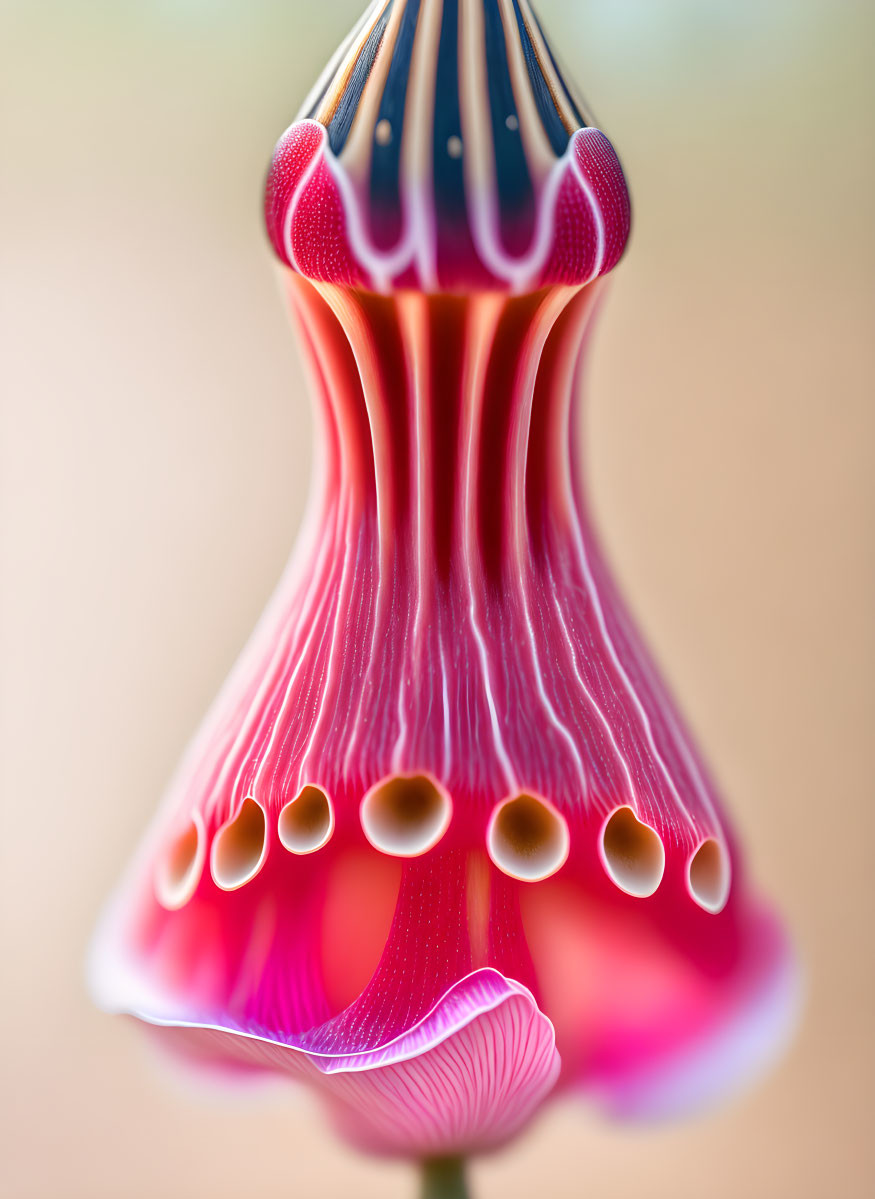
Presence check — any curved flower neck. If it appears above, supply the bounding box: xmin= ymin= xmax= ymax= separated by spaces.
xmin=282 ymin=270 xmax=602 ymax=584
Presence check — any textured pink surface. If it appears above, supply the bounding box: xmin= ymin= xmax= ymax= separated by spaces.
xmin=264 ymin=122 xmax=631 ymax=293
xmin=90 ymin=275 xmax=795 ymax=1154
xmin=265 ymin=122 xmax=365 ymax=287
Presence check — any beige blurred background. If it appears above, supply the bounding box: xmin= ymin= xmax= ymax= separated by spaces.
xmin=2 ymin=0 xmax=873 ymax=1195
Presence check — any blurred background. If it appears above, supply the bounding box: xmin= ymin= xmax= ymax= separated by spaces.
xmin=2 ymin=0 xmax=873 ymax=1195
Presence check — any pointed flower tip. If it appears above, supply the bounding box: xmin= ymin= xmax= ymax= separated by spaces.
xmin=264 ymin=0 xmax=631 ymax=291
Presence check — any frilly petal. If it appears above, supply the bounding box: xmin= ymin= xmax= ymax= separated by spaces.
xmin=115 ymin=969 xmax=560 ymax=1157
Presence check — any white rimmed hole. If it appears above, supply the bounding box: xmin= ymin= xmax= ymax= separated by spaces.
xmin=600 ymin=806 xmax=665 ymax=898
xmin=211 ymin=797 xmax=267 ymax=890
xmin=375 ymin=118 xmax=392 ymax=146
xmin=154 ymin=817 xmax=203 ymax=909
xmin=487 ymin=793 xmax=570 ymax=882
xmin=688 ymin=837 xmax=731 ymax=913
xmin=360 ymin=775 xmax=451 ymax=857
xmin=278 ymin=785 xmax=334 ymax=855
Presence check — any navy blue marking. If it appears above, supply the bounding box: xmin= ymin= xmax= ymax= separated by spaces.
xmin=326 ymin=0 xmax=395 ymax=155
xmin=509 ymin=0 xmax=570 ymax=156
xmin=369 ymin=0 xmax=421 ymax=248
xmin=483 ymin=0 xmax=534 ymax=251
xmin=529 ymin=5 xmax=588 ymax=130
xmin=432 ymin=0 xmax=466 ymax=230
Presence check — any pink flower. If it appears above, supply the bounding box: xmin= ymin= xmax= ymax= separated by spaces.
xmin=90 ymin=0 xmax=796 ymax=1167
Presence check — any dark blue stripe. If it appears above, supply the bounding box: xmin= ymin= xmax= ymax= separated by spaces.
xmin=369 ymin=0 xmax=421 ymax=240
xmin=483 ymin=0 xmax=533 ymax=230
xmin=529 ymin=6 xmax=588 ymax=129
xmin=509 ymin=0 xmax=570 ymax=156
xmin=432 ymin=0 xmax=466 ymax=228
xmin=326 ymin=1 xmax=395 ymax=155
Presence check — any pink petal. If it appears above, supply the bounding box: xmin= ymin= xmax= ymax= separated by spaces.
xmin=115 ymin=970 xmax=560 ymax=1157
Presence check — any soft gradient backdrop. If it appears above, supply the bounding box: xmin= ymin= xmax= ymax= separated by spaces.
xmin=2 ymin=0 xmax=873 ymax=1195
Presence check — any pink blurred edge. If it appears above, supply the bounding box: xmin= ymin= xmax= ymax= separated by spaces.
xmin=592 ymin=926 xmax=802 ymax=1122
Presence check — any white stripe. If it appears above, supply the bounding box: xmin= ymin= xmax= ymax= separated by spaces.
xmin=508 ymin=288 xmax=590 ymax=794
xmin=460 ymin=298 xmax=518 ymax=789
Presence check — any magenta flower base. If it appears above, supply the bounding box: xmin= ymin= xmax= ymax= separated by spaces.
xmin=90 ymin=0 xmax=796 ymax=1163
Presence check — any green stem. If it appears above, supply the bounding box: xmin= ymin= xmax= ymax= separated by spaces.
xmin=420 ymin=1156 xmax=470 ymax=1199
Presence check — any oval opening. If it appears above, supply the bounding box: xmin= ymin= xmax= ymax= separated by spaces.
xmin=487 ymin=793 xmax=570 ymax=882
xmin=211 ymin=797 xmax=267 ymax=890
xmin=688 ymin=837 xmax=730 ymax=913
xmin=155 ymin=817 xmax=203 ymax=910
xmin=278 ymin=785 xmax=334 ymax=855
xmin=600 ymin=806 xmax=665 ymax=898
xmin=360 ymin=774 xmax=451 ymax=857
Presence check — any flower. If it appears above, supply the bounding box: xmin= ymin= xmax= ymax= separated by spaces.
xmin=90 ymin=0 xmax=796 ymax=1165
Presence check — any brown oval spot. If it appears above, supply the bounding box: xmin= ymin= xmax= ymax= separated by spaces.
xmin=360 ymin=774 xmax=451 ymax=857
xmin=155 ymin=817 xmax=203 ymax=909
xmin=278 ymin=785 xmax=334 ymax=854
xmin=210 ymin=797 xmax=267 ymax=890
xmin=487 ymin=793 xmax=570 ymax=882
xmin=600 ymin=806 xmax=664 ymax=898
xmin=688 ymin=837 xmax=730 ymax=913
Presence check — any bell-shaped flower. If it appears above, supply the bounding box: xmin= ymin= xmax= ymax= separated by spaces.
xmin=90 ymin=0 xmax=797 ymax=1168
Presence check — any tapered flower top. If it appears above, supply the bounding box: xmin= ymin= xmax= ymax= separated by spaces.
xmin=264 ymin=0 xmax=630 ymax=291
xmin=90 ymin=0 xmax=796 ymax=1166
